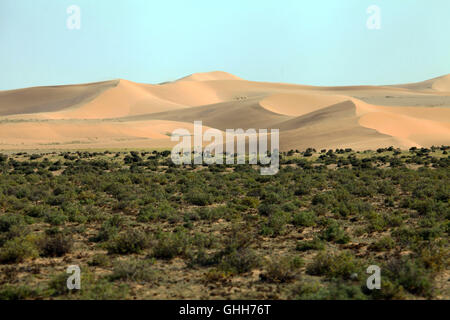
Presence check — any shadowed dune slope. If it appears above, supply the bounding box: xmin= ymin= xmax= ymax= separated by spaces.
xmin=259 ymin=93 xmax=349 ymax=117
xmin=122 ymin=97 xmax=291 ymax=130
xmin=275 ymin=101 xmax=357 ymax=131
xmin=276 ymin=100 xmax=404 ymax=150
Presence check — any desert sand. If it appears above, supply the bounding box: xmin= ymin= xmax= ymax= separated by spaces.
xmin=0 ymin=72 xmax=449 ymax=151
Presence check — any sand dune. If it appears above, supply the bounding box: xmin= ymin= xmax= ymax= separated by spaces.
xmin=0 ymin=71 xmax=449 ymax=151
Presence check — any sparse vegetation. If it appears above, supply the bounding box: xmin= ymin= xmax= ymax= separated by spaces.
xmin=0 ymin=148 xmax=448 ymax=299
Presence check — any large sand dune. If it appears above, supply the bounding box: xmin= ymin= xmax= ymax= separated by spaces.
xmin=0 ymin=71 xmax=449 ymax=151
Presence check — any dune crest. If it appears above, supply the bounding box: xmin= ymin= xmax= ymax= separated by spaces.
xmin=176 ymin=71 xmax=242 ymax=82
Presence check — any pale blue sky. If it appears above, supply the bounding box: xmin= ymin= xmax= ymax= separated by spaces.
xmin=1 ymin=0 xmax=449 ymax=90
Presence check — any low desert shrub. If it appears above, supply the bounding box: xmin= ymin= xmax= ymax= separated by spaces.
xmin=296 ymin=238 xmax=325 ymax=252
xmin=292 ymin=280 xmax=366 ymax=300
xmin=306 ymin=251 xmax=361 ymax=280
xmin=110 ymin=258 xmax=157 ymax=283
xmin=384 ymin=257 xmax=435 ymax=297
xmin=38 ymin=232 xmax=73 ymax=257
xmin=0 ymin=237 xmax=38 ymax=264
xmin=260 ymin=256 xmax=304 ymax=283
xmin=369 ymin=236 xmax=395 ymax=252
xmin=259 ymin=210 xmax=290 ymax=237
xmin=184 ymin=188 xmax=212 ymax=206
xmin=0 ymin=284 xmax=42 ymax=300
xmin=151 ymin=231 xmax=189 ymax=260
xmin=292 ymin=211 xmax=316 ymax=227
xmin=88 ymin=254 xmax=111 ymax=267
xmin=320 ymin=221 xmax=350 ymax=244
xmin=203 ymin=268 xmax=232 ymax=284
xmin=219 ymin=248 xmax=260 ymax=275
xmin=106 ymin=230 xmax=149 ymax=255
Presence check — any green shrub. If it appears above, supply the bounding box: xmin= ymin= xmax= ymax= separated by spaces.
xmin=43 ymin=210 xmax=68 ymax=226
xmin=312 ymin=192 xmax=335 ymax=206
xmin=38 ymin=233 xmax=73 ymax=257
xmin=88 ymin=254 xmax=111 ymax=267
xmin=385 ymin=257 xmax=435 ymax=297
xmin=363 ymin=279 xmax=406 ymax=300
xmin=417 ymin=244 xmax=448 ymax=273
xmin=412 ymin=199 xmax=436 ymax=215
xmin=203 ymin=268 xmax=232 ymax=284
xmin=151 ymin=231 xmax=189 ymax=260
xmin=0 ymin=216 xmax=28 ymax=246
xmin=137 ymin=203 xmax=176 ymax=222
xmin=137 ymin=207 xmax=158 ymax=222
xmin=377 ymin=181 xmax=396 ymax=196
xmin=110 ymin=258 xmax=157 ymax=282
xmin=260 ymin=256 xmax=303 ymax=283
xmin=257 ymin=203 xmax=279 ymax=216
xmin=106 ymin=230 xmax=149 ymax=255
xmin=240 ymin=196 xmax=260 ymax=208
xmin=306 ymin=251 xmax=361 ymax=279
xmin=320 ymin=221 xmax=350 ymax=244
xmin=291 ymin=280 xmax=328 ymax=300
xmin=0 ymin=214 xmax=25 ymax=233
xmin=365 ymin=212 xmax=389 ymax=233
xmin=296 ymin=238 xmax=325 ymax=251
xmin=219 ymin=248 xmax=260 ymax=274
xmin=369 ymin=236 xmax=395 ymax=252
xmin=195 ymin=206 xmax=228 ymax=221
xmin=386 ymin=212 xmax=404 ymax=227
xmin=222 ymin=224 xmax=254 ymax=253
xmin=0 ymin=237 xmax=38 ymax=264
xmin=25 ymin=205 xmax=46 ymax=218
xmin=0 ymin=285 xmax=42 ymax=300
xmin=92 ymin=215 xmax=124 ymax=242
xmin=259 ymin=211 xmax=290 ymax=237
xmin=294 ymin=183 xmax=311 ymax=196
xmin=186 ymin=248 xmax=220 ymax=267
xmin=392 ymin=226 xmax=419 ymax=246
xmin=184 ymin=189 xmax=212 ymax=206
xmin=292 ymin=211 xmax=316 ymax=227
xmin=292 ymin=280 xmax=366 ymax=300
xmin=78 ymin=278 xmax=130 ymax=300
